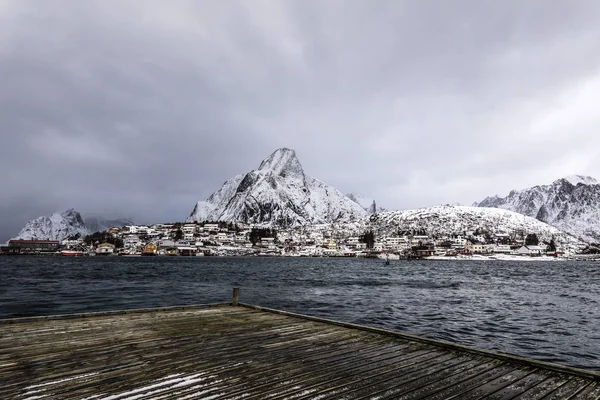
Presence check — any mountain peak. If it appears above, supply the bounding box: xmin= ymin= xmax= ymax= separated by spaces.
xmin=14 ymin=209 xmax=89 ymax=241
xmin=188 ymin=149 xmax=367 ymax=226
xmin=257 ymin=148 xmax=304 ymax=179
xmin=559 ymin=175 xmax=598 ymax=186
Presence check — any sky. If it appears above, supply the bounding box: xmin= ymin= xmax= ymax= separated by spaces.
xmin=2 ymin=0 xmax=600 ymax=240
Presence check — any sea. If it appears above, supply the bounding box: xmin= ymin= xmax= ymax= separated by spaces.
xmin=1 ymin=256 xmax=599 ymax=371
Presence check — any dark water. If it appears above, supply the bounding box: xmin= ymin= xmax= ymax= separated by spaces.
xmin=1 ymin=256 xmax=599 ymax=371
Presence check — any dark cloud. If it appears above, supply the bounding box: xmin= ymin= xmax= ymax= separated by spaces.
xmin=2 ymin=0 xmax=600 ymax=240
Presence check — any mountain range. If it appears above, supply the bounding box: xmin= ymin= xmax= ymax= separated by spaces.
xmin=474 ymin=175 xmax=600 ymax=243
xmin=367 ymin=205 xmax=582 ymax=249
xmin=187 ymin=148 xmax=368 ymax=226
xmin=9 ymin=148 xmax=600 ymax=245
xmin=12 ymin=210 xmax=134 ymax=241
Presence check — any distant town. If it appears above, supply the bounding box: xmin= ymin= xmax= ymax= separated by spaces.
xmin=2 ymin=220 xmax=593 ymax=260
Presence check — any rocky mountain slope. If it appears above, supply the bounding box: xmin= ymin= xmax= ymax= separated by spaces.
xmin=365 ymin=205 xmax=583 ymax=249
xmin=13 ymin=209 xmax=90 ymax=241
xmin=13 ymin=211 xmax=135 ymax=241
xmin=474 ymin=175 xmax=600 ymax=243
xmin=187 ymin=148 xmax=368 ymax=227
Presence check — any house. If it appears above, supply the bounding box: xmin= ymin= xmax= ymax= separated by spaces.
xmin=61 ymin=239 xmax=82 ymax=247
xmin=183 ymin=232 xmax=195 ymax=241
xmin=467 ymin=242 xmax=485 ymax=254
xmin=452 ymin=237 xmax=467 ymax=249
xmin=95 ymin=243 xmax=115 ymax=255
xmin=177 ymin=247 xmax=197 ymax=256
xmin=143 ymin=242 xmax=158 ymax=256
xmin=5 ymin=240 xmax=60 ymax=254
xmin=355 ymin=242 xmax=367 ymax=250
xmin=489 ymin=244 xmax=511 ymax=254
xmin=515 ymin=245 xmax=544 ymax=256
xmin=123 ymin=235 xmax=142 ymax=249
xmin=216 ymin=232 xmax=229 ymax=243
xmin=261 ymin=237 xmax=276 ymax=248
xmin=182 ymin=224 xmax=197 ymax=234
xmin=347 ymin=237 xmax=360 ymax=246
xmin=0 ymin=244 xmax=17 ymax=254
xmin=204 ymin=223 xmax=220 ymax=232
xmin=384 ymin=237 xmax=406 ymax=251
xmin=322 ymin=239 xmax=337 ymax=250
xmin=412 ymin=244 xmax=435 ymax=258
xmin=157 ymin=239 xmax=175 ymax=248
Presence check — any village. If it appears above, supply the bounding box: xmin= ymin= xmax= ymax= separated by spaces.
xmin=1 ymin=220 xmax=576 ymax=259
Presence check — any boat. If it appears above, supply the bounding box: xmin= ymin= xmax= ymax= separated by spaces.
xmin=60 ymin=249 xmax=84 ymax=257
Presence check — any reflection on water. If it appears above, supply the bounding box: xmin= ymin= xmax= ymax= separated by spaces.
xmin=1 ymin=256 xmax=599 ymax=370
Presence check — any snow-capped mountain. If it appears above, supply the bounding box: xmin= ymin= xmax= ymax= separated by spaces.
xmin=187 ymin=148 xmax=368 ymax=227
xmin=13 ymin=209 xmax=90 ymax=241
xmin=474 ymin=175 xmax=600 ymax=243
xmin=367 ymin=205 xmax=583 ymax=248
xmin=84 ymin=217 xmax=136 ymax=233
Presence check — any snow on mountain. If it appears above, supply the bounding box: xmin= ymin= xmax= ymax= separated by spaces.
xmin=187 ymin=148 xmax=368 ymax=226
xmin=188 ymin=174 xmax=245 ymax=222
xmin=84 ymin=217 xmax=136 ymax=233
xmin=13 ymin=209 xmax=90 ymax=241
xmin=474 ymin=176 xmax=600 ymax=243
xmin=346 ymin=193 xmax=378 ymax=214
xmin=563 ymin=175 xmax=598 ymax=186
xmin=366 ymin=205 xmax=583 ymax=248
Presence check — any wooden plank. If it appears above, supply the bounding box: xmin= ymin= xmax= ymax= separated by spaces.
xmin=379 ymin=360 xmax=506 ymax=400
xmin=0 ymin=304 xmax=598 ymax=400
xmin=240 ymin=303 xmax=600 ymax=381
xmin=307 ymin=354 xmax=479 ymax=400
xmin=541 ymin=379 xmax=596 ymax=400
xmin=568 ymin=382 xmax=600 ymax=399
xmin=357 ymin=358 xmax=502 ymax=399
xmin=483 ymin=371 xmax=553 ymax=399
xmin=514 ymin=375 xmax=577 ymax=400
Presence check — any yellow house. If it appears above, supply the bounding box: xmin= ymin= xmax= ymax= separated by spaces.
xmin=143 ymin=242 xmax=157 ymax=255
xmin=322 ymin=239 xmax=337 ymax=250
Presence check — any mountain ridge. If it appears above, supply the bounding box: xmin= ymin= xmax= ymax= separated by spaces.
xmin=474 ymin=175 xmax=600 ymax=242
xmin=12 ymin=211 xmax=135 ymax=241
xmin=187 ymin=148 xmax=368 ymax=226
xmin=365 ymin=205 xmax=583 ymax=249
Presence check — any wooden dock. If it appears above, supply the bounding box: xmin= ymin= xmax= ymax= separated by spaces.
xmin=1 ymin=293 xmax=599 ymax=399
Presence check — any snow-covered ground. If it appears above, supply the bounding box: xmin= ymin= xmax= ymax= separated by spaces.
xmin=365 ymin=205 xmax=584 ymax=249
xmin=425 ymin=254 xmax=560 ymax=262
xmin=475 ymin=175 xmax=600 ymax=243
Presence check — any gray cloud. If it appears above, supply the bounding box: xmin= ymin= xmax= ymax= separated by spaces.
xmin=2 ymin=0 xmax=600 ymax=240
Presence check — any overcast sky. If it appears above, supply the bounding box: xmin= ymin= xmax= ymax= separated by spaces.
xmin=2 ymin=0 xmax=600 ymax=240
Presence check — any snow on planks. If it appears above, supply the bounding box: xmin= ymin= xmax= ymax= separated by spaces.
xmin=0 ymin=303 xmax=599 ymax=399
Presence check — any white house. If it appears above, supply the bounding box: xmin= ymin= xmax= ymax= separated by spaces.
xmin=95 ymin=243 xmax=115 ymax=255
xmin=123 ymin=235 xmax=142 ymax=249
xmin=516 ymin=245 xmax=544 ymax=256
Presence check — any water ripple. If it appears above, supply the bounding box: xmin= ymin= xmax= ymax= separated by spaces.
xmin=0 ymin=256 xmax=599 ymax=371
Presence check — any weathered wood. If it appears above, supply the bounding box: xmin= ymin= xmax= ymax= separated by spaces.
xmin=0 ymin=304 xmax=598 ymax=399
xmin=232 ymin=287 xmax=240 ymax=306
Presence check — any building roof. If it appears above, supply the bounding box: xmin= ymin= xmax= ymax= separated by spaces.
xmin=8 ymin=240 xmax=60 ymax=244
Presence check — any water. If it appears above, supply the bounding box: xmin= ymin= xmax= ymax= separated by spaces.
xmin=1 ymin=256 xmax=599 ymax=371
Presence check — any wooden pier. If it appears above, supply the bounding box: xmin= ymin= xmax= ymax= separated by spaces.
xmin=1 ymin=291 xmax=599 ymax=399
